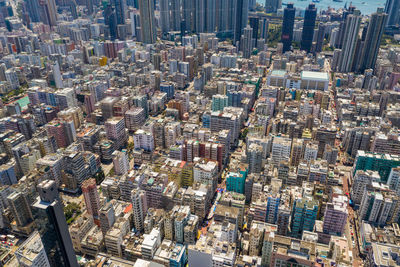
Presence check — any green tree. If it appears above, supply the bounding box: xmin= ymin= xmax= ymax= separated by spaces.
xmin=109 ymin=167 xmax=115 ymax=176
xmin=239 ymin=128 xmax=249 ymax=140
xmin=64 ymin=203 xmax=81 ymax=225
xmin=267 ymin=25 xmax=282 ymax=48
xmin=127 ymin=141 xmax=134 ymax=154
xmin=292 ymin=41 xmax=300 ymax=49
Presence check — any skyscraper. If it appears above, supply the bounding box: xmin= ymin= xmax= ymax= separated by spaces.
xmin=249 ymin=17 xmax=260 ymax=42
xmin=159 ymin=0 xmax=170 ymax=34
xmin=33 ymin=180 xmax=79 ymax=267
xmin=113 ymin=0 xmax=126 ymax=24
xmin=42 ymin=0 xmax=58 ymax=26
xmin=300 ymin=3 xmax=317 ymax=53
xmin=265 ymin=0 xmax=281 ymax=13
xmin=206 ymin=0 xmax=216 ymax=32
xmin=182 ymin=0 xmax=195 ymax=33
xmin=138 ymin=0 xmax=157 ymax=44
xmin=281 ymin=3 xmax=295 ymax=53
xmin=195 ymin=0 xmax=206 ymax=32
xmin=234 ymin=0 xmax=249 ymax=44
xmin=104 ymin=3 xmax=118 ymax=40
xmin=242 ymin=24 xmax=253 ymax=58
xmin=170 ymin=0 xmax=181 ymax=31
xmin=216 ymin=0 xmax=235 ymax=35
xmin=86 ymin=0 xmax=94 ymax=14
xmin=24 ymin=0 xmax=41 ymax=23
xmin=358 ymin=8 xmax=387 ymax=73
xmin=261 ymin=18 xmax=269 ymax=40
xmin=384 ymin=0 xmax=400 ymax=29
xmin=338 ymin=9 xmax=361 ymax=72
xmin=315 ymin=23 xmax=326 ymax=53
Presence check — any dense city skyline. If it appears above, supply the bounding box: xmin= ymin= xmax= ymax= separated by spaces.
xmin=0 ymin=0 xmax=399 ymax=266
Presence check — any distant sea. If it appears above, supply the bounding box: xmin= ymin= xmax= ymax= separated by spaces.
xmin=256 ymin=0 xmax=387 ymax=15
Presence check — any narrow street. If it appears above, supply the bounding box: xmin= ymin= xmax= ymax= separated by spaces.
xmin=341 ymin=167 xmax=363 ymax=267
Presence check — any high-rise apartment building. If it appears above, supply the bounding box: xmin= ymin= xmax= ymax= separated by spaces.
xmin=15 ymin=231 xmax=51 ymax=267
xmin=105 ymin=117 xmax=127 ymax=150
xmin=210 ymin=109 xmax=242 ymax=147
xmin=388 ymin=167 xmax=400 ymax=195
xmin=247 ymin=143 xmax=263 ymax=174
xmin=82 ymin=178 xmax=101 ymax=218
xmin=193 ymin=160 xmax=219 ymax=190
xmin=226 ymin=166 xmax=248 ymax=194
xmin=133 ymin=129 xmax=155 ymax=152
xmin=7 ymin=191 xmax=33 ymax=227
xmin=45 ymin=120 xmax=67 ymax=148
xmin=353 ymin=151 xmax=400 ymax=183
xmin=338 ymin=10 xmax=361 ymax=72
xmin=212 ymin=94 xmax=228 ymax=112
xmin=266 ymin=194 xmax=280 ymax=224
xmin=55 ymin=88 xmax=77 ymax=111
xmin=290 ymin=138 xmax=303 ymax=167
xmin=358 ymin=182 xmax=400 ymax=226
xmin=99 ymin=202 xmax=116 ymax=235
xmin=371 ymin=132 xmax=400 ymax=156
xmin=125 ymin=107 xmax=145 ymax=132
xmin=351 ymin=170 xmax=380 ymax=205
xmin=276 ymin=207 xmax=291 ymax=236
xmin=112 ymin=150 xmax=129 ymax=176
xmin=358 ymin=8 xmax=387 ymax=73
xmin=28 ymin=0 xmax=58 ymax=26
xmin=271 ymin=136 xmax=292 ymax=166
xmin=159 ymin=0 xmax=170 ymax=34
xmin=290 ymin=198 xmax=319 ymax=239
xmin=303 ymin=142 xmax=318 ymax=163
xmin=131 ymin=188 xmax=147 ymax=232
xmin=0 ymin=161 xmax=17 ymax=185
xmin=249 ymin=17 xmax=260 ymax=42
xmin=323 ymin=195 xmax=348 ymax=236
xmin=242 ymin=25 xmax=253 ymax=59
xmin=384 ymin=0 xmax=400 ymax=29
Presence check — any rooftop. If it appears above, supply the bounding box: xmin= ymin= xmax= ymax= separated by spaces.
xmin=301 ymin=71 xmax=329 ymax=82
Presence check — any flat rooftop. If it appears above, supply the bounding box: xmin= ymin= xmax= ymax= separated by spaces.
xmin=301 ymin=71 xmax=329 ymax=82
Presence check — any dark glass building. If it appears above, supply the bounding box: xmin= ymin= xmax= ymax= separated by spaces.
xmin=234 ymin=0 xmax=249 ymax=44
xmin=33 ymin=180 xmax=79 ymax=267
xmin=281 ymin=3 xmax=296 ymax=53
xmin=249 ymin=17 xmax=260 ymax=41
xmin=104 ymin=3 xmax=118 ymax=40
xmin=113 ymin=0 xmax=126 ymax=25
xmin=301 ymin=3 xmax=317 ymax=53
